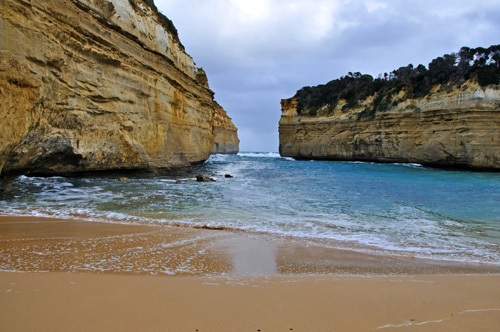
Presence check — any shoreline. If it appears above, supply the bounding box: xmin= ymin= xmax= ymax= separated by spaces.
xmin=1 ymin=215 xmax=500 ymax=331
xmin=1 ymin=215 xmax=499 ymax=276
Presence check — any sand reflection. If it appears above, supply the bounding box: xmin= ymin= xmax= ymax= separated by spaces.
xmin=227 ymin=237 xmax=278 ymax=276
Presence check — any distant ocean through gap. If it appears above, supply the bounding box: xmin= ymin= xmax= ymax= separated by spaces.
xmin=1 ymin=152 xmax=499 ymax=265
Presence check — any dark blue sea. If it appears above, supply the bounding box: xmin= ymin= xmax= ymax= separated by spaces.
xmin=1 ymin=152 xmax=499 ymax=265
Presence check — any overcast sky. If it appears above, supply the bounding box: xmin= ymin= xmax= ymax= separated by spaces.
xmin=155 ymin=0 xmax=500 ymax=152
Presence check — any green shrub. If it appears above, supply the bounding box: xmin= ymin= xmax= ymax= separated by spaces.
xmin=293 ymin=44 xmax=500 ymax=120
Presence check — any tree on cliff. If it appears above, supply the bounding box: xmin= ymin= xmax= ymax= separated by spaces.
xmin=294 ymin=44 xmax=500 ymax=117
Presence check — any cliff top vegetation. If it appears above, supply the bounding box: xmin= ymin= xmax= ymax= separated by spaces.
xmin=294 ymin=45 xmax=500 ymax=117
xmin=128 ymin=0 xmax=184 ymax=50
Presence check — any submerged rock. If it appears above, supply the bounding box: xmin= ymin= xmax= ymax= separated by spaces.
xmin=196 ymin=174 xmax=216 ymax=182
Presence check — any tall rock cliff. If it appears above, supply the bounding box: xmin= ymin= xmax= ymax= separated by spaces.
xmin=0 ymin=0 xmax=222 ymax=176
xmin=212 ymin=102 xmax=239 ymax=154
xmin=280 ymin=82 xmax=500 ymax=170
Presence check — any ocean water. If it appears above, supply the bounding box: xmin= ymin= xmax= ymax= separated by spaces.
xmin=0 ymin=152 xmax=499 ymax=265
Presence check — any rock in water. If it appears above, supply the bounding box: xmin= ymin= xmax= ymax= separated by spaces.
xmin=0 ymin=0 xmax=236 ymax=176
xmin=196 ymin=174 xmax=216 ymax=182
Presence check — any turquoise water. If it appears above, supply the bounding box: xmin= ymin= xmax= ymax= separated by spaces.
xmin=1 ymin=152 xmax=499 ymax=264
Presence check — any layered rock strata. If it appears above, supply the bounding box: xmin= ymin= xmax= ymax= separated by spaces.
xmin=211 ymin=102 xmax=239 ymax=154
xmin=0 ymin=0 xmax=219 ymax=176
xmin=279 ymin=83 xmax=500 ymax=170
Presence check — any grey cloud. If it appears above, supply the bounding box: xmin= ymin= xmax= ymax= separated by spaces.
xmin=157 ymin=0 xmax=498 ymax=152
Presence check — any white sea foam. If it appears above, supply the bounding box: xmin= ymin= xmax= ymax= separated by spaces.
xmin=237 ymin=152 xmax=293 ymax=160
xmin=1 ymin=154 xmax=499 ymax=266
xmin=395 ymin=162 xmax=424 ymax=169
xmin=207 ymin=154 xmax=232 ymax=162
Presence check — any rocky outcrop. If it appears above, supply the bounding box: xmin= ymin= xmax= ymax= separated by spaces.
xmin=279 ymin=82 xmax=500 ymax=170
xmin=211 ymin=102 xmax=239 ymax=154
xmin=0 ymin=0 xmax=219 ymax=176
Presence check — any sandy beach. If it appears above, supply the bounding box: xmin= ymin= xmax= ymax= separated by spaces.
xmin=1 ymin=216 xmax=499 ymax=331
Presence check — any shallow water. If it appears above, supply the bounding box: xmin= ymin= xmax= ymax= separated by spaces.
xmin=0 ymin=152 xmax=499 ymax=265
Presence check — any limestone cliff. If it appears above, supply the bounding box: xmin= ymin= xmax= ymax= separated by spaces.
xmin=280 ymin=82 xmax=500 ymax=170
xmin=212 ymin=102 xmax=239 ymax=154
xmin=0 ymin=0 xmax=218 ymax=176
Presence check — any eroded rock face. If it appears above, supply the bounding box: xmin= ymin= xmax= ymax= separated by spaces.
xmin=211 ymin=102 xmax=239 ymax=155
xmin=0 ymin=0 xmax=216 ymax=176
xmin=279 ymin=83 xmax=500 ymax=170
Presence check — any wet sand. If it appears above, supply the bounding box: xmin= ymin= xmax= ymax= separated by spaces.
xmin=1 ymin=216 xmax=500 ymax=331
xmin=1 ymin=216 xmax=498 ymax=276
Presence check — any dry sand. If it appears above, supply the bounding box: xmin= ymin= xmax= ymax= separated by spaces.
xmin=1 ymin=216 xmax=499 ymax=331
xmin=2 ymin=272 xmax=500 ymax=331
